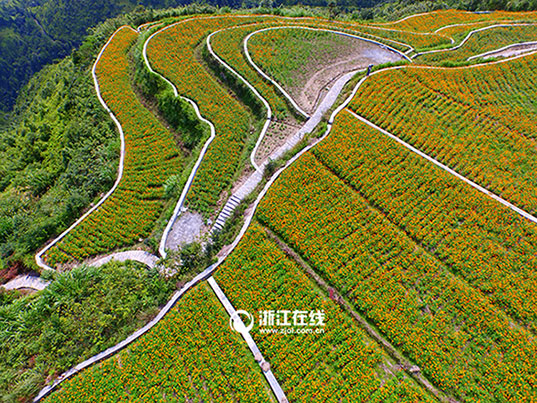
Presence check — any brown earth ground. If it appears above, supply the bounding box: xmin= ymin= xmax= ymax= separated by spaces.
xmin=289 ymin=37 xmax=402 ymax=114
xmin=255 ymin=117 xmax=302 ymax=166
xmin=481 ymin=42 xmax=537 ymax=59
xmin=254 ymin=36 xmax=401 ymax=167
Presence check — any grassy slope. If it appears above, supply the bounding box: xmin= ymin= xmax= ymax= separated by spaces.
xmin=248 ymin=28 xmax=363 ymax=93
xmin=0 ymin=261 xmax=175 ymax=402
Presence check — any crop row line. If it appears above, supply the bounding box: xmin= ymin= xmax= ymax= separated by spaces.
xmin=467 ymin=39 xmax=537 ymax=60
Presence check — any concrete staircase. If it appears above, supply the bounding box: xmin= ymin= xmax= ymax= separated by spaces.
xmin=213 ymin=170 xmax=264 ymax=232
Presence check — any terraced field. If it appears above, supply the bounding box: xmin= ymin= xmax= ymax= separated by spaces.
xmin=418 ymin=24 xmax=537 ymax=63
xmin=24 ymin=9 xmax=537 ymax=403
xmin=44 ymin=283 xmax=275 ymax=402
xmin=41 ymin=26 xmax=183 ymax=267
xmin=247 ymin=27 xmax=402 ymax=113
xmin=349 ymin=56 xmax=537 ymax=215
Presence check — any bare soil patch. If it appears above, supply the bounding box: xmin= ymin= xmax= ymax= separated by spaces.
xmin=481 ymin=42 xmax=537 ymax=59
xmin=294 ymin=40 xmax=402 ymax=114
xmin=255 ymin=117 xmax=302 ymax=166
xmin=165 ymin=211 xmax=208 ymax=251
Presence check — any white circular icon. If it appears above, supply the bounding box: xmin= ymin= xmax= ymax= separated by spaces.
xmin=229 ymin=309 xmax=254 ymax=333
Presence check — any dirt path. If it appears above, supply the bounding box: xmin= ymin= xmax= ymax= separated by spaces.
xmin=165 ymin=211 xmax=207 ymax=250
xmin=296 ymin=44 xmax=401 ymax=113
xmin=255 ymin=117 xmax=302 ymax=166
xmin=471 ymin=41 xmax=537 ymax=60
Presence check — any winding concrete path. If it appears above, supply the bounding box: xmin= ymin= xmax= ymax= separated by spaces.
xmin=207 ymin=28 xmax=272 ymax=173
xmin=433 ymin=18 xmax=537 ymax=34
xmin=244 ymin=26 xmax=411 ymax=119
xmin=467 ymin=40 xmax=537 ymax=60
xmin=413 ymin=22 xmax=537 ymax=58
xmin=33 ymin=17 xmax=364 ymax=401
xmin=143 ymin=23 xmax=218 ymax=259
xmin=33 ymin=262 xmax=218 ymax=402
xmin=36 ymin=17 xmax=534 ymax=272
xmin=212 ymin=69 xmax=360 ymax=233
xmin=1 ymin=275 xmax=50 ymax=291
xmin=207 ymin=277 xmax=288 ymax=403
xmin=211 ymin=24 xmax=410 ymax=233
xmin=89 ymin=250 xmax=159 ymax=269
xmin=32 ymin=17 xmax=442 ymax=272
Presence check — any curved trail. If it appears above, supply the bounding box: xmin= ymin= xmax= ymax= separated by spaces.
xmin=206 ymin=28 xmax=272 ymax=173
xmin=142 ymin=24 xmax=219 ymax=259
xmin=33 ymin=16 xmax=289 ymax=403
xmin=369 ymin=10 xmax=460 ymax=27
xmin=89 ymin=250 xmax=159 ymax=268
xmin=208 ymin=22 xmax=388 ymax=232
xmin=340 ymin=50 xmax=537 ymax=225
xmin=2 ymin=275 xmax=50 ymax=291
xmin=33 ymin=262 xmax=218 ymax=402
xmin=32 ymin=17 xmax=380 ymax=402
xmin=32 ymin=14 xmax=468 ymax=269
xmin=34 ymin=17 xmax=448 ymax=400
xmin=434 ymin=18 xmax=537 ymax=33
xmin=467 ymin=40 xmax=537 ymax=60
xmin=33 ymin=17 xmax=536 ymax=273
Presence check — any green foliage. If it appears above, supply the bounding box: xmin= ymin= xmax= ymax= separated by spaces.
xmin=248 ymin=28 xmax=363 ymax=94
xmin=163 ymin=174 xmax=181 ymax=199
xmin=179 ymin=242 xmax=209 ymax=272
xmin=0 ymin=288 xmax=21 ymax=305
xmin=156 ymin=90 xmax=206 ymax=149
xmin=42 ymin=282 xmax=273 ymax=403
xmin=132 ymin=41 xmax=207 ymax=151
xmin=438 ymin=59 xmax=473 ymax=67
xmin=0 ymin=260 xmax=175 ymax=402
xmin=370 ymin=59 xmax=409 ymax=73
xmin=161 ymin=241 xmax=214 ymax=277
xmin=0 ymin=54 xmax=118 ymax=266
